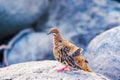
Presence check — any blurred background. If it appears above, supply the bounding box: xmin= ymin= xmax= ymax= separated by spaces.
xmin=0 ymin=0 xmax=120 ymax=67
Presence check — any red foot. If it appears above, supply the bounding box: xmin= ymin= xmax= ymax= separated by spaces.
xmin=57 ymin=66 xmax=71 ymax=72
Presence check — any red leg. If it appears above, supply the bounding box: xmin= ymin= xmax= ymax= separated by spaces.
xmin=57 ymin=66 xmax=72 ymax=72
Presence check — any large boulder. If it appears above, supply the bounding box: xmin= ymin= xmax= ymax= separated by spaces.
xmin=0 ymin=60 xmax=110 ymax=80
xmin=46 ymin=0 xmax=120 ymax=49
xmin=0 ymin=0 xmax=49 ymax=39
xmin=85 ymin=26 xmax=120 ymax=80
xmin=4 ymin=28 xmax=53 ymax=65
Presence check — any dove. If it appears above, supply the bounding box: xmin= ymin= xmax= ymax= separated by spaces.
xmin=48 ymin=28 xmax=92 ymax=72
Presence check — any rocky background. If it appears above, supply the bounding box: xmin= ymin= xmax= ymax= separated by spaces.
xmin=0 ymin=0 xmax=120 ymax=80
xmin=0 ymin=60 xmax=110 ymax=80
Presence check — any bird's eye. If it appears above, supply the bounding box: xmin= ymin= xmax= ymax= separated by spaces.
xmin=59 ymin=40 xmax=62 ymax=43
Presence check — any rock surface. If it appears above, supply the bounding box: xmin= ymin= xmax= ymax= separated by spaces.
xmin=85 ymin=26 xmax=120 ymax=80
xmin=0 ymin=60 xmax=110 ymax=80
xmin=4 ymin=28 xmax=53 ymax=65
xmin=0 ymin=0 xmax=49 ymax=39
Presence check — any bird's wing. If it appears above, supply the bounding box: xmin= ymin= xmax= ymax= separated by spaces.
xmin=62 ymin=40 xmax=80 ymax=55
xmin=71 ymin=49 xmax=92 ymax=72
xmin=71 ymin=48 xmax=83 ymax=57
xmin=71 ymin=48 xmax=89 ymax=65
xmin=58 ymin=48 xmax=80 ymax=69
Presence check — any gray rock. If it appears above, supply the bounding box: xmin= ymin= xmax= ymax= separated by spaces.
xmin=0 ymin=60 xmax=110 ymax=80
xmin=46 ymin=0 xmax=120 ymax=49
xmin=85 ymin=26 xmax=120 ymax=80
xmin=0 ymin=0 xmax=49 ymax=39
xmin=4 ymin=28 xmax=53 ymax=65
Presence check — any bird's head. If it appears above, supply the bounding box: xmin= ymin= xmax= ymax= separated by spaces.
xmin=48 ymin=28 xmax=60 ymax=35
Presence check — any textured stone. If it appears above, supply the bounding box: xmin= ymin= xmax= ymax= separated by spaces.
xmin=47 ymin=0 xmax=120 ymax=49
xmin=0 ymin=0 xmax=48 ymax=39
xmin=85 ymin=26 xmax=120 ymax=80
xmin=0 ymin=60 xmax=110 ymax=80
xmin=4 ymin=28 xmax=53 ymax=65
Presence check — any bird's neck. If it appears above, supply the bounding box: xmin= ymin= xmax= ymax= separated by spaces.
xmin=53 ymin=33 xmax=64 ymax=44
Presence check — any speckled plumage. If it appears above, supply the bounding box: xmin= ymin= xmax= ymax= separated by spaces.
xmin=48 ymin=28 xmax=92 ymax=72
